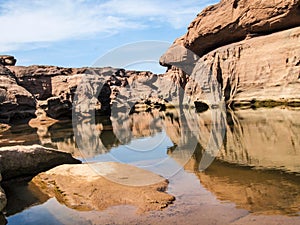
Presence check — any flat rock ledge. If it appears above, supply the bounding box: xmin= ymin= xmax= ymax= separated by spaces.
xmin=0 ymin=145 xmax=81 ymax=180
xmin=32 ymin=162 xmax=175 ymax=212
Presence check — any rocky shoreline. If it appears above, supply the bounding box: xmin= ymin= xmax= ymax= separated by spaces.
xmin=0 ymin=0 xmax=299 ymax=224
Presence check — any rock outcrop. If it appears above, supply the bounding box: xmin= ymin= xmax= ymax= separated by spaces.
xmin=185 ymin=27 xmax=300 ymax=106
xmin=167 ymin=0 xmax=300 ymax=58
xmin=0 ymin=66 xmax=36 ymax=123
xmin=7 ymin=66 xmax=113 ymax=119
xmin=160 ymin=0 xmax=300 ymax=107
xmin=0 ymin=145 xmax=81 ymax=180
xmin=0 ymin=55 xmax=16 ymax=66
xmin=32 ymin=162 xmax=175 ymax=212
xmin=1 ymin=65 xmax=160 ymax=123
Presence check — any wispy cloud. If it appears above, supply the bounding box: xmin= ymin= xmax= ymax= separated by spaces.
xmin=0 ymin=0 xmax=217 ymax=52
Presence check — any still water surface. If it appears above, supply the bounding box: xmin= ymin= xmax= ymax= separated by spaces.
xmin=1 ymin=108 xmax=300 ymax=224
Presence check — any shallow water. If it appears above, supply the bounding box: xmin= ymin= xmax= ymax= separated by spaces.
xmin=1 ymin=108 xmax=300 ymax=224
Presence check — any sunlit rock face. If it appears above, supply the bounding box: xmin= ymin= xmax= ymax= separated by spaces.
xmin=32 ymin=162 xmax=175 ymax=212
xmin=170 ymin=0 xmax=300 ymax=58
xmin=160 ymin=0 xmax=300 ymax=106
xmin=0 ymin=66 xmax=36 ymax=123
xmin=160 ymin=27 xmax=300 ymax=107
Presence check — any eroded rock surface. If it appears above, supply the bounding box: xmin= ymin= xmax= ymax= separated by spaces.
xmin=168 ymin=0 xmax=300 ymax=58
xmin=32 ymin=162 xmax=175 ymax=212
xmin=0 ymin=66 xmax=36 ymax=123
xmin=161 ymin=27 xmax=300 ymax=106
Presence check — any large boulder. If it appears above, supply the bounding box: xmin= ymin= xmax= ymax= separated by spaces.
xmin=0 ymin=66 xmax=36 ymax=123
xmin=0 ymin=145 xmax=81 ymax=180
xmin=32 ymin=162 xmax=175 ymax=212
xmin=166 ymin=0 xmax=300 ymax=58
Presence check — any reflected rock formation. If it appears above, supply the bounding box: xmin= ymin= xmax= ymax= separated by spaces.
xmin=191 ymin=150 xmax=300 ymax=216
xmin=171 ymin=108 xmax=300 ymax=216
xmin=219 ymin=108 xmax=300 ymax=174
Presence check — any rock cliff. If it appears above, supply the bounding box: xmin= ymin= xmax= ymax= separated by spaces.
xmin=169 ymin=0 xmax=300 ymax=58
xmin=160 ymin=0 xmax=300 ymax=107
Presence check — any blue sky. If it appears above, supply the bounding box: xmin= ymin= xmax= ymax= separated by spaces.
xmin=0 ymin=0 xmax=218 ymax=72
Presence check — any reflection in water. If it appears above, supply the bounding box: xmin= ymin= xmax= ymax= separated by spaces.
xmin=1 ymin=108 xmax=300 ymax=218
xmin=219 ymin=108 xmax=300 ymax=174
xmin=185 ymin=145 xmax=300 ymax=216
xmin=2 ymin=179 xmax=49 ymax=216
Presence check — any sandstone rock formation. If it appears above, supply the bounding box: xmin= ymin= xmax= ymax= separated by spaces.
xmin=168 ymin=0 xmax=300 ymax=58
xmin=0 ymin=55 xmax=16 ymax=66
xmin=0 ymin=145 xmax=80 ymax=180
xmin=160 ymin=0 xmax=300 ymax=107
xmin=32 ymin=162 xmax=175 ymax=212
xmin=7 ymin=66 xmax=113 ymax=119
xmin=1 ymin=65 xmax=161 ymax=123
xmin=186 ymin=27 xmax=300 ymax=106
xmin=0 ymin=66 xmax=36 ymax=123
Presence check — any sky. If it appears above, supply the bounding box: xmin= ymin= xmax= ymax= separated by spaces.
xmin=0 ymin=0 xmax=218 ymax=73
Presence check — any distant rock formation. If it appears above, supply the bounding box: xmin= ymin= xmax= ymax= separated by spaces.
xmin=0 ymin=65 xmax=151 ymax=123
xmin=0 ymin=55 xmax=16 ymax=66
xmin=0 ymin=65 xmax=36 ymax=123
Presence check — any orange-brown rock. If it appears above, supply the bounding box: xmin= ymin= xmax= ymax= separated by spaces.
xmin=169 ymin=0 xmax=300 ymax=58
xmin=32 ymin=162 xmax=175 ymax=212
xmin=0 ymin=66 xmax=36 ymax=123
xmin=161 ymin=27 xmax=300 ymax=106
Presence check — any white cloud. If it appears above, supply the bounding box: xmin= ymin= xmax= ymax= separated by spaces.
xmin=0 ymin=0 xmax=217 ymax=52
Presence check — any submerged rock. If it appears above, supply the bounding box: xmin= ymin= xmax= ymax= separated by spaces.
xmin=0 ymin=145 xmax=81 ymax=180
xmin=32 ymin=162 xmax=175 ymax=212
